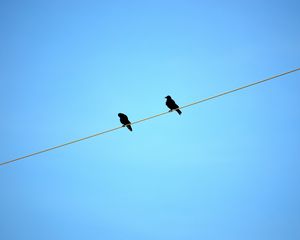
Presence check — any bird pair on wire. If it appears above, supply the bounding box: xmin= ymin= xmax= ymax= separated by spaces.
xmin=118 ymin=95 xmax=181 ymax=132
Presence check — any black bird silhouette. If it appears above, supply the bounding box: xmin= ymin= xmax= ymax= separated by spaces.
xmin=165 ymin=95 xmax=182 ymax=115
xmin=118 ymin=113 xmax=133 ymax=131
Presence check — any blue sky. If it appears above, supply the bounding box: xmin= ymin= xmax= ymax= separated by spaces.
xmin=1 ymin=0 xmax=300 ymax=239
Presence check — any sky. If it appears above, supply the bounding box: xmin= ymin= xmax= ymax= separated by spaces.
xmin=1 ymin=0 xmax=300 ymax=239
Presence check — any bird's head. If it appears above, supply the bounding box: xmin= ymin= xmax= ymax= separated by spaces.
xmin=118 ymin=113 xmax=123 ymax=117
xmin=165 ymin=95 xmax=171 ymax=99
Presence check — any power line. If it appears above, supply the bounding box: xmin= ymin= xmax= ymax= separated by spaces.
xmin=1 ymin=68 xmax=299 ymax=167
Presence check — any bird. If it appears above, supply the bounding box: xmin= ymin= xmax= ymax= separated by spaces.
xmin=118 ymin=113 xmax=133 ymax=131
xmin=165 ymin=95 xmax=182 ymax=115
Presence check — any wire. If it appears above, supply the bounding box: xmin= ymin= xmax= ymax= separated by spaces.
xmin=1 ymin=68 xmax=299 ymax=167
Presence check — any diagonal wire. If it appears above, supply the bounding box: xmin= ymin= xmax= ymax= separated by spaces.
xmin=1 ymin=68 xmax=299 ymax=167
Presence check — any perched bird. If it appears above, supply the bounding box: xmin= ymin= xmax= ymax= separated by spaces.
xmin=165 ymin=95 xmax=182 ymax=115
xmin=118 ymin=113 xmax=133 ymax=131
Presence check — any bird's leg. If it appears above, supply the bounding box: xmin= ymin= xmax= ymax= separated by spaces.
xmin=169 ymin=109 xmax=173 ymax=112
xmin=122 ymin=124 xmax=125 ymax=127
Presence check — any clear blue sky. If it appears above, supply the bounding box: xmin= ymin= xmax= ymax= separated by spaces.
xmin=1 ymin=1 xmax=300 ymax=239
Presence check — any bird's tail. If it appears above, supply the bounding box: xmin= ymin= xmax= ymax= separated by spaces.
xmin=126 ymin=125 xmax=133 ymax=131
xmin=176 ymin=109 xmax=182 ymax=115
